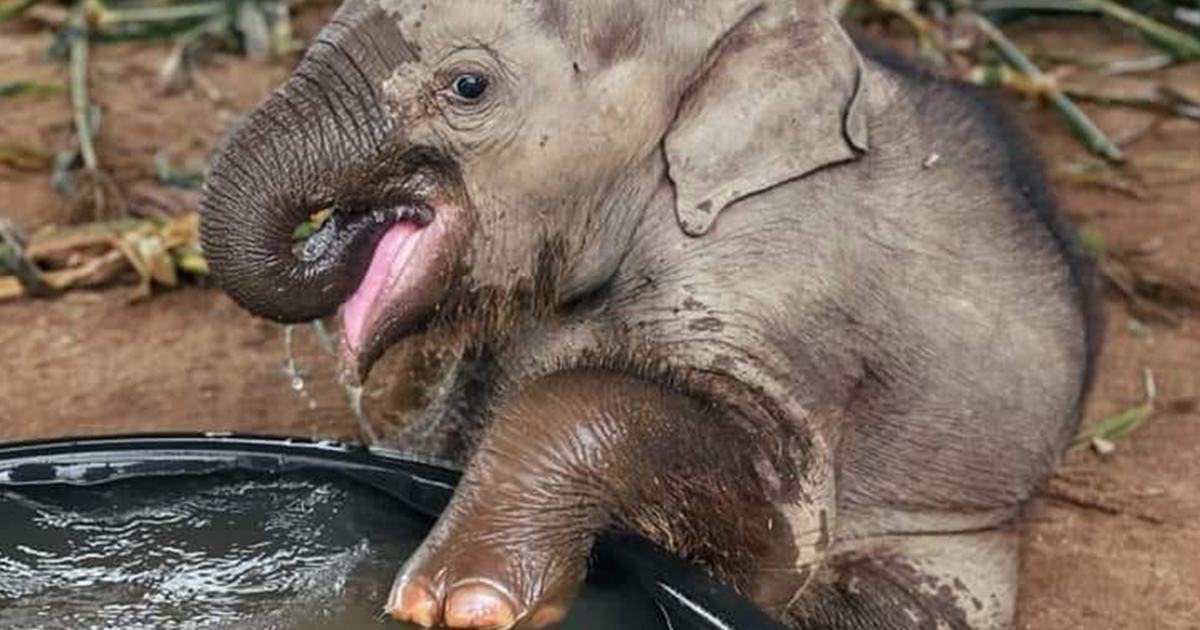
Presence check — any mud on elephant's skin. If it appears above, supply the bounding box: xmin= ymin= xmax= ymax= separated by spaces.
xmin=199 ymin=0 xmax=1098 ymax=628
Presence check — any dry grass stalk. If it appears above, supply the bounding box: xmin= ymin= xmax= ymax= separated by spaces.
xmin=0 ymin=213 xmax=206 ymax=301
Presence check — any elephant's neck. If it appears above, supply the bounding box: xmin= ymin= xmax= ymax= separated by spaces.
xmin=557 ymin=154 xmax=668 ymax=305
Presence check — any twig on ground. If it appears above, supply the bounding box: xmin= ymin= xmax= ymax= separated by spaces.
xmin=1064 ymin=85 xmax=1200 ymax=122
xmin=1072 ymin=369 xmax=1157 ymax=452
xmin=1104 ymin=54 xmax=1176 ymax=75
xmin=1178 ymin=7 xmax=1200 ymax=28
xmin=1103 ymin=251 xmax=1200 ymax=324
xmin=1054 ymin=159 xmax=1151 ymax=199
xmin=1043 ymin=485 xmax=1165 ymax=525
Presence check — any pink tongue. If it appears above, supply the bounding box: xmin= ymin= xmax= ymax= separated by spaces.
xmin=342 ymin=223 xmax=421 ymax=350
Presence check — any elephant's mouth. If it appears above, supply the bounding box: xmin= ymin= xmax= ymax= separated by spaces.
xmin=338 ymin=206 xmax=434 ymax=345
xmin=299 ymin=197 xmax=462 ymax=381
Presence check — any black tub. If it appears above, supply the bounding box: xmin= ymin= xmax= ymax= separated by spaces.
xmin=0 ymin=434 xmax=786 ymax=630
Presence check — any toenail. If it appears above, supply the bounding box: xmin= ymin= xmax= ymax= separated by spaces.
xmin=444 ymin=580 xmax=519 ymax=630
xmin=387 ymin=580 xmax=439 ymax=628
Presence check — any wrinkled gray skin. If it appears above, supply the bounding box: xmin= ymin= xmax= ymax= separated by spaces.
xmin=199 ymin=0 xmax=1096 ymax=628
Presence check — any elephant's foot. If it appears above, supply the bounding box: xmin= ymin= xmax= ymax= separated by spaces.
xmin=388 ymin=558 xmax=576 ymax=630
xmin=383 ymin=374 xmax=605 ymax=629
xmin=385 ymin=499 xmax=587 ymax=629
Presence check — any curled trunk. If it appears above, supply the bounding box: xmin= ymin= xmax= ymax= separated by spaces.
xmin=200 ymin=4 xmax=413 ymax=322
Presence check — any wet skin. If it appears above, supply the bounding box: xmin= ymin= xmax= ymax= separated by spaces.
xmin=387 ymin=370 xmax=796 ymax=629
xmin=199 ymin=1 xmax=1097 ymax=628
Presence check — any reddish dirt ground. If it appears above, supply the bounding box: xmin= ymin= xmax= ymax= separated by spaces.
xmin=1 ymin=10 xmax=1197 ymax=630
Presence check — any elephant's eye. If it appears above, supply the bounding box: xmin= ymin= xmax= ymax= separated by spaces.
xmin=450 ymin=73 xmax=490 ymax=102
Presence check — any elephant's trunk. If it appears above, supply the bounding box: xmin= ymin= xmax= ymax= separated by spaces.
xmin=200 ymin=7 xmax=418 ymax=323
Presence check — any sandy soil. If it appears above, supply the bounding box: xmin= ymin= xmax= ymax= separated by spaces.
xmin=1 ymin=10 xmax=1197 ymax=630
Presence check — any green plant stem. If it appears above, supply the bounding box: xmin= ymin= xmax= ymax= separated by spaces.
xmin=969 ymin=12 xmax=1125 ymax=163
xmin=975 ymin=0 xmax=1095 ymax=12
xmin=99 ymin=2 xmax=225 ymax=26
xmin=0 ymin=79 xmax=65 ymax=99
xmin=1076 ymin=0 xmax=1200 ymax=59
xmin=68 ymin=6 xmax=98 ymax=171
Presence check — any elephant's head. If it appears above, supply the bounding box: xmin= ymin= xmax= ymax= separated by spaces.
xmin=200 ymin=0 xmax=868 ymax=379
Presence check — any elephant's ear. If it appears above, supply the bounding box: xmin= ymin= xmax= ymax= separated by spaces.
xmin=665 ymin=9 xmax=870 ymax=237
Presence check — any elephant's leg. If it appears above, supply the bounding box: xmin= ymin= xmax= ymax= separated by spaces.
xmin=386 ymin=369 xmax=804 ymax=629
xmin=788 ymin=529 xmax=1019 ymax=630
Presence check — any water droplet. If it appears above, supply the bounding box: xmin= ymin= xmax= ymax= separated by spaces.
xmin=344 ymin=385 xmax=378 ymax=445
xmin=282 ymin=325 xmax=307 ymax=397
xmin=311 ymin=319 xmax=336 ymax=356
xmin=284 ymin=325 xmax=297 ymax=359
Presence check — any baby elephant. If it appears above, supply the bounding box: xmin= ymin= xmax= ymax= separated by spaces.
xmin=200 ymin=0 xmax=1096 ymax=628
